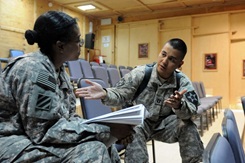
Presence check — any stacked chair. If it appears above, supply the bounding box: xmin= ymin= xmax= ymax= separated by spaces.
xmin=192 ymin=81 xmax=222 ymax=136
xmin=222 ymin=109 xmax=245 ymax=163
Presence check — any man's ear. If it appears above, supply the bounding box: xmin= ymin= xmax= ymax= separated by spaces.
xmin=179 ymin=61 xmax=184 ymax=68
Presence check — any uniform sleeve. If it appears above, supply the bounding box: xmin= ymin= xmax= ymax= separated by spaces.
xmin=102 ymin=66 xmax=145 ymax=107
xmin=174 ymin=73 xmax=200 ymax=120
xmin=5 ymin=60 xmax=110 ymax=145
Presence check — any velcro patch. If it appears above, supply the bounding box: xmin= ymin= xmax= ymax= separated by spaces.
xmin=36 ymin=93 xmax=52 ymax=111
xmin=185 ymin=91 xmax=198 ymax=107
xmin=36 ymin=72 xmax=56 ymax=92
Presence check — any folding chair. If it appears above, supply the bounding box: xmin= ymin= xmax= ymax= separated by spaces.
xmin=79 ymin=59 xmax=94 ymax=78
xmin=127 ymin=66 xmax=133 ymax=71
xmin=203 ymin=133 xmax=236 ymax=163
xmin=119 ymin=68 xmax=130 ymax=78
xmin=109 ymin=64 xmax=117 ymax=69
xmin=91 ymin=66 xmax=109 ymax=88
xmin=107 ymin=67 xmax=121 ymax=87
xmin=222 ymin=113 xmax=245 ymax=163
xmin=90 ymin=61 xmax=100 ymax=66
xmin=67 ymin=60 xmax=84 ymax=83
xmin=100 ymin=63 xmax=109 ymax=69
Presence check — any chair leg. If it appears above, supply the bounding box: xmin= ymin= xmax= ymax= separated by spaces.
xmin=199 ymin=115 xmax=204 ymax=137
xmin=152 ymin=140 xmax=156 ymax=163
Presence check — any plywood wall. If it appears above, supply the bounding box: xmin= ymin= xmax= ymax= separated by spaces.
xmin=0 ymin=0 xmax=88 ymax=59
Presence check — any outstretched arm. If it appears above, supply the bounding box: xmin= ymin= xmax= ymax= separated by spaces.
xmin=75 ymin=79 xmax=107 ymax=100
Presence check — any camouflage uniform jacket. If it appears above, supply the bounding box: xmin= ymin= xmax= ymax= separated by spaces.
xmin=103 ymin=64 xmax=199 ymax=122
xmin=0 ymin=51 xmax=110 ymax=161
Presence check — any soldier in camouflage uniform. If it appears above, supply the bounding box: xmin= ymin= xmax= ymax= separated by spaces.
xmin=76 ymin=38 xmax=204 ymax=163
xmin=0 ymin=11 xmax=133 ymax=162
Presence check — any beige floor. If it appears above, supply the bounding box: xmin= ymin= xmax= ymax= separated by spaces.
xmin=121 ymin=109 xmax=245 ymax=163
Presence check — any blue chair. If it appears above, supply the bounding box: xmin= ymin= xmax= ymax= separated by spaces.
xmin=119 ymin=68 xmax=130 ymax=78
xmin=203 ymin=132 xmax=236 ymax=163
xmin=100 ymin=63 xmax=109 ymax=69
xmin=77 ymin=78 xmax=126 ymax=155
xmin=107 ymin=67 xmax=121 ymax=87
xmin=90 ymin=61 xmax=100 ymax=66
xmin=109 ymin=64 xmax=117 ymax=69
xmin=79 ymin=59 xmax=94 ymax=78
xmin=127 ymin=66 xmax=133 ymax=71
xmin=222 ymin=112 xmax=245 ymax=163
xmin=67 ymin=60 xmax=84 ymax=83
xmin=9 ymin=49 xmax=24 ymax=58
xmin=91 ymin=66 xmax=109 ymax=88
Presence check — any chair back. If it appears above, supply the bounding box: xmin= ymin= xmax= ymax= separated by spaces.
xmin=90 ymin=61 xmax=100 ymax=66
xmin=109 ymin=64 xmax=117 ymax=69
xmin=67 ymin=60 xmax=83 ymax=82
xmin=222 ymin=116 xmax=245 ymax=163
xmin=199 ymin=81 xmax=207 ymax=97
xmin=120 ymin=68 xmax=131 ymax=77
xmin=9 ymin=49 xmax=24 ymax=58
xmin=100 ymin=63 xmax=108 ymax=69
xmin=107 ymin=68 xmax=120 ymax=87
xmin=118 ymin=65 xmax=126 ymax=70
xmin=77 ymin=78 xmax=111 ymax=119
xmin=203 ymin=133 xmax=236 ymax=163
xmin=127 ymin=66 xmax=133 ymax=71
xmin=79 ymin=59 xmax=94 ymax=78
xmin=91 ymin=66 xmax=109 ymax=88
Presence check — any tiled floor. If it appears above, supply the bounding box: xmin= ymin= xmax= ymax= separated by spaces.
xmin=121 ymin=109 xmax=245 ymax=163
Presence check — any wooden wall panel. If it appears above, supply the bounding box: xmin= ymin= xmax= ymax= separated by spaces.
xmin=115 ymin=25 xmax=130 ymax=67
xmin=128 ymin=20 xmax=158 ymax=67
xmin=0 ymin=0 xmax=35 ymax=57
xmin=192 ymin=14 xmax=229 ymax=36
xmin=230 ymin=12 xmax=245 ymax=40
xmin=158 ymin=16 xmax=192 ymax=77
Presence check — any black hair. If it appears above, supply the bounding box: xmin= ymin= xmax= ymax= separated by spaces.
xmin=25 ymin=11 xmax=77 ymax=56
xmin=167 ymin=38 xmax=187 ymax=59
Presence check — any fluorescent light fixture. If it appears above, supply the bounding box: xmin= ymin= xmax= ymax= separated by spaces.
xmin=77 ymin=5 xmax=96 ymax=11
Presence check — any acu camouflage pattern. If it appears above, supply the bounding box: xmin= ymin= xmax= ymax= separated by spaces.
xmin=0 ymin=51 xmax=120 ymax=163
xmin=103 ymin=64 xmax=204 ymax=163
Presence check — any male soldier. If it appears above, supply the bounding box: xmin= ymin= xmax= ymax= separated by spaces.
xmin=76 ymin=38 xmax=204 ymax=163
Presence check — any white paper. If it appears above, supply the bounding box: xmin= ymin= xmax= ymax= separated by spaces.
xmin=82 ymin=104 xmax=148 ymax=125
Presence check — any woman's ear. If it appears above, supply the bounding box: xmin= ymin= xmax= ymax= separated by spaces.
xmin=56 ymin=41 xmax=64 ymax=53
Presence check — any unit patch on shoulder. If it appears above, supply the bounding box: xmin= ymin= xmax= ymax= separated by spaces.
xmin=36 ymin=93 xmax=52 ymax=111
xmin=185 ymin=90 xmax=198 ymax=107
xmin=36 ymin=72 xmax=56 ymax=92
